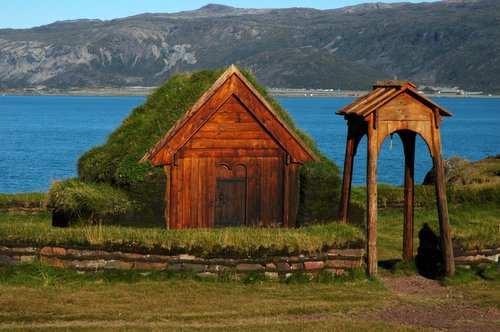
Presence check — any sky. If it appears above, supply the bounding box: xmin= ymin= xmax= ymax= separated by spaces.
xmin=0 ymin=0 xmax=439 ymax=29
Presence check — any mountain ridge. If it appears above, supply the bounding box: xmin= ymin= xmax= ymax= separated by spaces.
xmin=0 ymin=0 xmax=499 ymax=92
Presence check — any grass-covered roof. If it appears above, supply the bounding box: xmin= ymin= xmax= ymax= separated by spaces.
xmin=78 ymin=66 xmax=329 ymax=186
xmin=50 ymin=66 xmax=342 ymax=225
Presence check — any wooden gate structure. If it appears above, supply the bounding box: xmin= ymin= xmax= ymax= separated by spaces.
xmin=336 ymin=81 xmax=455 ymax=277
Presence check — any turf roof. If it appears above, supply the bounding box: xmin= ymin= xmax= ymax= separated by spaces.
xmin=78 ymin=66 xmax=331 ymax=186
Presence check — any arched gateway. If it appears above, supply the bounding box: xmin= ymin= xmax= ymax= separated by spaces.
xmin=337 ymin=81 xmax=455 ymax=277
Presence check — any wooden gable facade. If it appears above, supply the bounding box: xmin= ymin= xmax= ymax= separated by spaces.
xmin=142 ymin=66 xmax=317 ymax=229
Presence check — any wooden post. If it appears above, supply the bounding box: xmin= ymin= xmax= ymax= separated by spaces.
xmin=432 ymin=132 xmax=455 ymax=276
xmin=400 ymin=131 xmax=416 ymax=261
xmin=339 ymin=124 xmax=357 ymax=224
xmin=366 ymin=115 xmax=378 ymax=277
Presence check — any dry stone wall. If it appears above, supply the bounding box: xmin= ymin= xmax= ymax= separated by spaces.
xmin=0 ymin=244 xmax=364 ymax=278
xmin=2 ymin=244 xmax=496 ymax=278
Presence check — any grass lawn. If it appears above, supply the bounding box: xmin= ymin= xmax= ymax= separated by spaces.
xmin=0 ymin=191 xmax=499 ymax=331
xmin=0 ymin=263 xmax=498 ymax=331
xmin=378 ymin=203 xmax=500 ymax=260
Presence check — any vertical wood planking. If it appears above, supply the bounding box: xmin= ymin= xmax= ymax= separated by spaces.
xmin=183 ymin=158 xmax=192 ymax=228
xmin=287 ymin=163 xmax=300 ymax=227
xmin=207 ymin=158 xmax=216 ymax=227
xmin=283 ymin=157 xmax=290 ymax=228
xmin=163 ymin=165 xmax=171 ymax=229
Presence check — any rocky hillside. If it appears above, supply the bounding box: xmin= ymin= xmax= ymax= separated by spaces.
xmin=1 ymin=0 xmax=499 ymax=91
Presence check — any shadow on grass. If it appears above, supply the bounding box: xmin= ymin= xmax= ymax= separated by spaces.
xmin=415 ymin=223 xmax=444 ymax=279
xmin=377 ymin=223 xmax=443 ymax=278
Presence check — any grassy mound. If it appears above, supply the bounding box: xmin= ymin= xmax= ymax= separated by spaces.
xmin=423 ymin=155 xmax=500 ymax=185
xmin=47 ymin=180 xmax=134 ymax=224
xmin=49 ymin=68 xmax=341 ymax=225
xmin=0 ymin=212 xmax=363 ymax=258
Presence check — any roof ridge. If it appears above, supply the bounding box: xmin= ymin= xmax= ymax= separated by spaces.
xmin=142 ymin=65 xmax=318 ymax=164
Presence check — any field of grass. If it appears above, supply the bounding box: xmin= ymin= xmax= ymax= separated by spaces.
xmin=1 ymin=186 xmax=499 ymax=331
xmin=378 ymin=203 xmax=500 ymax=260
xmin=0 ymin=262 xmax=498 ymax=331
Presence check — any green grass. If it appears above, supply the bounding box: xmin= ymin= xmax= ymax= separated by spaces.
xmin=47 ymin=179 xmax=134 ymax=222
xmin=0 ymin=262 xmax=497 ymax=331
xmin=0 ymin=188 xmax=499 ymax=331
xmin=0 ymin=212 xmax=364 ymax=258
xmin=352 ymin=182 xmax=500 ymax=209
xmin=58 ymin=67 xmax=341 ymax=225
xmin=378 ymin=203 xmax=500 ymax=260
xmin=0 ymin=192 xmax=46 ymax=209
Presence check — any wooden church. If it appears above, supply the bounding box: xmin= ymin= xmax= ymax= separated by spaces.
xmin=142 ymin=66 xmax=317 ymax=229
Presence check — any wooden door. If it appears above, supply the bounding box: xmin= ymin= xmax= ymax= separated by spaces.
xmin=215 ymin=164 xmax=247 ymax=227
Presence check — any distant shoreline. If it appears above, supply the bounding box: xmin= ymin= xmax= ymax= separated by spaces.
xmin=1 ymin=87 xmax=499 ymax=98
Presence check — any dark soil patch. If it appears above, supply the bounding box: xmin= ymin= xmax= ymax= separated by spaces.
xmin=382 ymin=275 xmax=445 ymax=296
xmin=365 ymin=275 xmax=500 ymax=331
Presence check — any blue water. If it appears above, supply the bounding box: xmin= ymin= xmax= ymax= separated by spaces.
xmin=1 ymin=95 xmax=499 ymax=192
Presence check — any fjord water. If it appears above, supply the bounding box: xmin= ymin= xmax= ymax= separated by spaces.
xmin=0 ymin=95 xmax=499 ymax=193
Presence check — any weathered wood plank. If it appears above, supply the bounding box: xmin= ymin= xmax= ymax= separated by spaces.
xmin=366 ymin=114 xmax=378 ymax=277
xmin=400 ymin=131 xmax=416 ymax=261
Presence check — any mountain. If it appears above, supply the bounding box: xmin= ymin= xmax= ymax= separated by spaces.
xmin=0 ymin=0 xmax=499 ymax=92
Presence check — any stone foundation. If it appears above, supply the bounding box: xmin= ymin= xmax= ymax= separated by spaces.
xmin=3 ymin=244 xmax=496 ymax=277
xmin=454 ymin=247 xmax=500 ymax=266
xmin=0 ymin=244 xmax=365 ymax=278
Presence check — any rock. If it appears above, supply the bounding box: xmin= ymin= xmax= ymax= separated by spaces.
xmin=19 ymin=255 xmax=36 ymax=263
xmin=304 ymin=261 xmax=325 ymax=271
xmin=0 ymin=255 xmax=17 ymax=265
xmin=40 ymin=246 xmax=66 ymax=256
xmin=276 ymin=262 xmax=291 ymax=272
xmin=265 ymin=263 xmax=277 ymax=271
xmin=422 ymin=157 xmax=471 ymax=185
xmin=103 ymin=260 xmax=133 ymax=270
xmin=133 ymin=262 xmax=168 ymax=271
xmin=236 ymin=263 xmax=265 ymax=272
xmin=40 ymin=256 xmax=68 ymax=268
xmin=10 ymin=246 xmax=38 ymax=254
xmin=325 ymin=259 xmax=360 ymax=269
xmin=182 ymin=263 xmax=207 ymax=272
xmin=179 ymin=254 xmax=197 ymax=261
xmin=328 ymin=249 xmax=364 ymax=258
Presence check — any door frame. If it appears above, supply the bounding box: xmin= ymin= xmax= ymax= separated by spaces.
xmin=214 ymin=162 xmax=248 ymax=227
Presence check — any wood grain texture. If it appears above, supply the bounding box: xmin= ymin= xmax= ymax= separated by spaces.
xmin=338 ymin=82 xmax=454 ymax=277
xmin=143 ymin=66 xmax=316 ymax=229
xmin=400 ymin=131 xmax=416 ymax=261
xmin=366 ymin=114 xmax=378 ymax=277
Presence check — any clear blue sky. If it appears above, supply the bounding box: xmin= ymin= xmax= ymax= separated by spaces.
xmin=1 ymin=0 xmax=438 ymax=29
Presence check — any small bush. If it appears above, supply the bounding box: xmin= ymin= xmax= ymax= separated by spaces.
xmin=47 ymin=179 xmax=134 ymax=224
xmin=298 ymin=160 xmax=340 ymax=224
